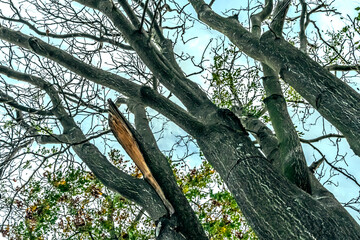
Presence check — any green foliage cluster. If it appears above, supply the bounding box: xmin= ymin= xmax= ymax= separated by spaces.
xmin=3 ymin=152 xmax=153 ymax=239
xmin=322 ymin=7 xmax=360 ymax=64
xmin=210 ymin=45 xmax=264 ymax=117
xmin=3 ymin=148 xmax=257 ymax=239
xmin=173 ymin=160 xmax=257 ymax=240
xmin=352 ymin=7 xmax=360 ymax=49
xmin=209 ymin=44 xmax=305 ymax=119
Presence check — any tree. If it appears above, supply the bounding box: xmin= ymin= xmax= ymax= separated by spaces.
xmin=0 ymin=0 xmax=359 ymax=239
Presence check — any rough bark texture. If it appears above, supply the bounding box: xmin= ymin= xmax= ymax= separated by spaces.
xmin=249 ymin=0 xmax=311 ymax=194
xmin=262 ymin=64 xmax=311 ymax=194
xmin=240 ymin=115 xmax=360 ymax=239
xmin=195 ymin=121 xmax=360 ymax=239
xmin=130 ymin=104 xmax=208 ymax=239
xmin=190 ymin=0 xmax=360 ymax=157
xmin=260 ymin=32 xmax=360 ymax=156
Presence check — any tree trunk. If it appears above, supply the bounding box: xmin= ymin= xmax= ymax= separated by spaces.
xmin=260 ymin=32 xmax=360 ymax=157
xmin=195 ymin=116 xmax=360 ymax=239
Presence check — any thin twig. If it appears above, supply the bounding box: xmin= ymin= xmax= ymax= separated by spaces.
xmin=139 ymin=0 xmax=150 ymax=31
xmin=300 ymin=134 xmax=344 ymax=143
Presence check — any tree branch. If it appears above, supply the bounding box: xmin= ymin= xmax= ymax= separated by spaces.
xmin=325 ymin=64 xmax=360 ymax=72
xmin=189 ymin=2 xmax=360 ymax=157
xmin=76 ymin=0 xmax=216 ymax=117
xmin=0 ymin=89 xmax=53 ymax=116
xmin=238 ymin=114 xmax=280 ymax=164
xmin=139 ymin=0 xmax=150 ymax=31
xmin=307 ymin=142 xmax=360 ymax=188
xmin=262 ymin=67 xmax=311 ymax=193
xmin=0 ymin=66 xmax=168 ymax=220
xmin=312 ymin=21 xmax=349 ymax=64
xmin=0 ymin=15 xmax=133 ymax=50
xmin=0 ymin=137 xmax=33 ymax=179
xmin=0 ymin=26 xmax=203 ymax=136
xmin=299 ymin=0 xmax=308 ymax=53
xmin=117 ymin=0 xmax=141 ymax=28
xmin=270 ymin=0 xmax=291 ymax=35
xmin=250 ymin=0 xmax=273 ymax=37
xmin=128 ymin=102 xmax=208 ymax=239
xmin=287 ymin=4 xmax=327 ymax=22
xmin=189 ymin=0 xmax=264 ymax=60
xmin=250 ymin=4 xmax=311 ymax=193
xmin=300 ymin=134 xmax=344 ymax=143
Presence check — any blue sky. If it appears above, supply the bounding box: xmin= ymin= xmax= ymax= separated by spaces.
xmin=163 ymin=0 xmax=360 ymax=222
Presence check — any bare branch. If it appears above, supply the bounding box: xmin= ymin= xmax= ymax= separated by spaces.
xmin=0 ymin=65 xmax=168 ymax=220
xmin=300 ymin=134 xmax=344 ymax=143
xmin=117 ymin=0 xmax=141 ymax=28
xmin=287 ymin=4 xmax=327 ymax=22
xmin=139 ymin=0 xmax=150 ymax=31
xmin=270 ymin=0 xmax=292 ymax=35
xmin=309 ymin=157 xmax=325 ymax=173
xmin=262 ymin=66 xmax=311 ymax=193
xmin=307 ymin=142 xmax=360 ymax=188
xmin=128 ymin=102 xmax=208 ymax=239
xmin=0 ymin=26 xmax=203 ymax=134
xmin=76 ymin=0 xmax=214 ymax=116
xmin=311 ymin=21 xmax=349 ymax=65
xmin=251 ymin=0 xmax=273 ymax=36
xmin=196 ymin=3 xmax=360 ymax=156
xmin=0 ymin=14 xmax=133 ymax=50
xmin=299 ymin=0 xmax=307 ymax=53
xmin=325 ymin=64 xmax=360 ymax=72
xmin=239 ymin=114 xmax=279 ymax=165
xmin=0 ymin=88 xmax=53 ymax=116
xmin=189 ymin=0 xmax=264 ymax=60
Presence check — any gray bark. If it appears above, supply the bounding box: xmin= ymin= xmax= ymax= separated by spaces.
xmin=250 ymin=1 xmax=311 ymax=193
xmin=189 ymin=0 xmax=360 ymax=157
xmin=0 ymin=66 xmax=168 ymax=220
xmin=241 ymin=115 xmax=360 ymax=239
xmin=189 ymin=1 xmax=360 ymax=237
xmin=195 ymin=120 xmax=360 ymax=239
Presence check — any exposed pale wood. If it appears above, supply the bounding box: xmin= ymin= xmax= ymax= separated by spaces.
xmin=108 ymin=99 xmax=174 ymax=215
